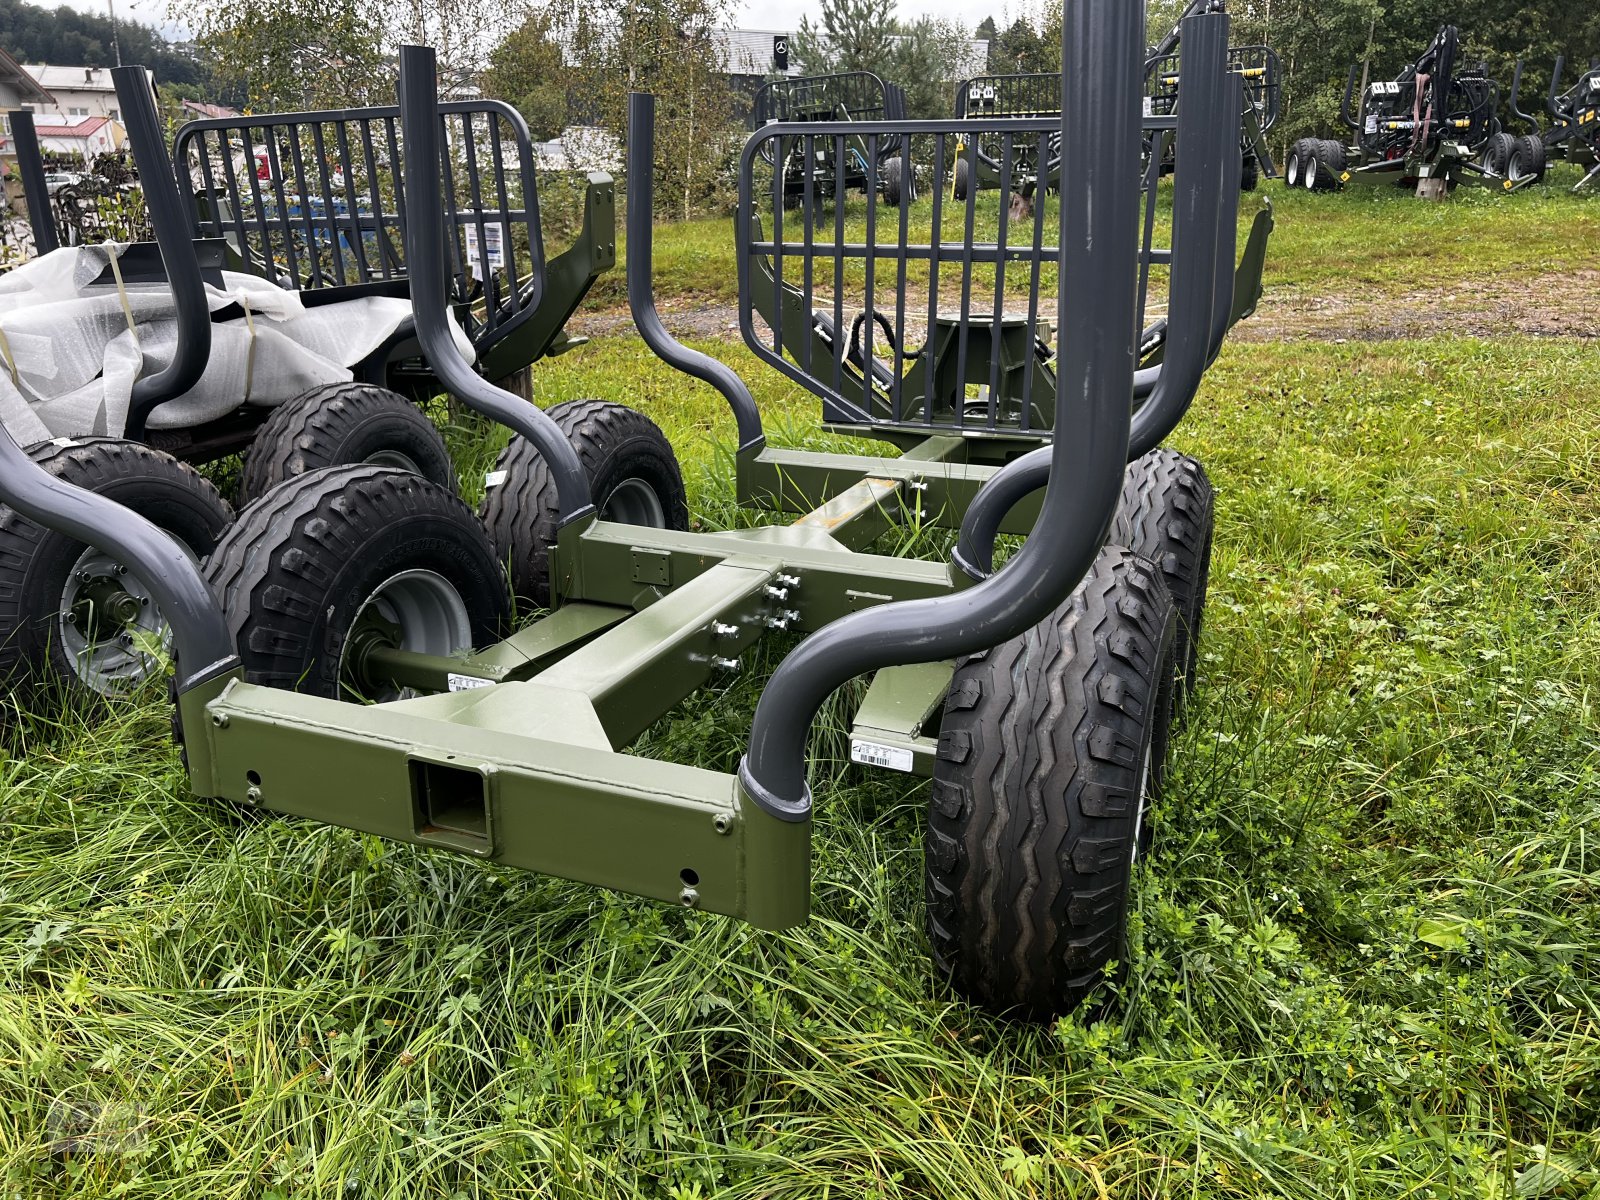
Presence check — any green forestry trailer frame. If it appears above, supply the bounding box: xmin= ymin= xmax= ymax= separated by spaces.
xmin=0 ymin=1 xmax=1267 ymax=1019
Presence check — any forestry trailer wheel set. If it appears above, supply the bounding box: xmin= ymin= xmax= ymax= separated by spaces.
xmin=1286 ymin=23 xmax=1557 ymax=198
xmin=0 ymin=0 xmax=1271 ymax=1019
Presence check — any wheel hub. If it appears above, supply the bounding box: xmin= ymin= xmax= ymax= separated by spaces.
xmin=58 ymin=548 xmax=168 ymax=693
xmin=339 ymin=568 xmax=472 ymax=702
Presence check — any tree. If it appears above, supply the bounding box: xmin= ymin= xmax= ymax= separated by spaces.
xmin=175 ymin=0 xmax=389 ymax=110
xmin=892 ymin=17 xmax=975 ymax=117
xmin=988 ymin=17 xmax=1046 ymax=74
xmin=540 ymin=0 xmax=740 ymax=218
xmin=790 ymin=0 xmax=896 ymax=77
xmin=481 ymin=11 xmax=570 ymax=141
xmin=0 ymin=0 xmax=205 ymax=89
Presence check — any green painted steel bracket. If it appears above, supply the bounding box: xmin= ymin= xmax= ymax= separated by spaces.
xmin=478 ymin=173 xmax=618 ymax=380
xmin=191 ymin=677 xmax=810 ymax=930
xmin=1227 ymin=198 xmax=1274 ymax=326
xmin=847 ymin=659 xmax=953 ymax=778
xmin=737 ymin=444 xmax=1042 ymax=537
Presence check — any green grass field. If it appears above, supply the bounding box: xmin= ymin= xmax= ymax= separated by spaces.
xmin=2 ymin=180 xmax=1599 ymax=1198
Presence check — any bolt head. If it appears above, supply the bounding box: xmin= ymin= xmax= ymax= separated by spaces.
xmin=713 ymin=814 xmax=732 ymax=835
xmin=679 ymin=887 xmax=699 ymax=908
xmin=245 ymin=785 xmax=262 ymax=804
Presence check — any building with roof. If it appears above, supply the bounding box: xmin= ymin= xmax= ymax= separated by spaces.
xmin=0 ymin=47 xmax=56 ymax=171
xmin=23 ymin=64 xmax=128 ymax=126
xmin=31 ymin=115 xmax=125 ymax=160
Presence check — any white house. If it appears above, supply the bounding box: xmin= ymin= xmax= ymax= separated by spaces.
xmin=31 ymin=115 xmax=124 ymax=161
xmin=23 ymin=64 xmax=143 ymax=126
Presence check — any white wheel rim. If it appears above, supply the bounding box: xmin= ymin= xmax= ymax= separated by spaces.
xmin=341 ymin=568 xmax=472 ymax=702
xmin=1304 ymin=156 xmax=1317 ymax=188
xmin=58 ymin=543 xmax=194 ymax=694
xmin=1286 ymin=154 xmax=1299 ymax=186
xmin=363 ymin=448 xmax=423 ymax=474
xmin=600 ymin=477 xmax=667 ymax=526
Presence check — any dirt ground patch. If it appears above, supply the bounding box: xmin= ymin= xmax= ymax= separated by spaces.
xmin=569 ymin=269 xmax=1600 ymax=347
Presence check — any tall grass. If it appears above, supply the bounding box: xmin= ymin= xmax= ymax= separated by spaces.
xmin=1 ymin=196 xmax=1598 ymax=1197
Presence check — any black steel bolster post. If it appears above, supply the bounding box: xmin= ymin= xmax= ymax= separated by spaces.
xmin=10 ymin=113 xmax=58 ymax=256
xmin=0 ymin=424 xmax=237 ymax=691
xmin=396 ymin=45 xmax=593 ymax=525
xmin=738 ymin=0 xmax=1145 ymax=819
xmin=629 ymin=94 xmax=764 ymax=453
xmin=952 ymin=7 xmax=1233 ymax=581
xmin=115 ymin=66 xmax=213 ymax=442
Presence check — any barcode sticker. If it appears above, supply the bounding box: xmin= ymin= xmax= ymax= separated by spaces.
xmin=484 ymin=470 xmax=508 ymax=489
xmin=448 ymin=673 xmax=495 ymax=692
xmin=851 ymin=739 xmax=914 ymax=773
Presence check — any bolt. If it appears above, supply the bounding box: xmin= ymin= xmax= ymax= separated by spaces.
xmin=711 ymin=656 xmax=740 ymax=672
xmin=245 ymin=785 xmax=262 ymax=804
xmin=908 ymin=480 xmax=928 ymax=492
xmin=63 ymin=612 xmax=77 ymax=626
xmin=115 ymin=564 xmax=127 ymax=575
xmin=764 ymin=585 xmax=789 ymax=602
xmin=711 ymin=621 xmax=739 ymax=638
xmin=713 ymin=813 xmax=733 ymax=835
xmin=211 ymin=713 xmax=229 ymax=728
xmin=679 ymin=887 xmax=699 ymax=908
xmin=766 ymin=609 xmax=800 ymax=631
xmin=777 ymin=573 xmax=801 ymax=588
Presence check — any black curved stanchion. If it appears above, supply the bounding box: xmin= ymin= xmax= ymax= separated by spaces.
xmin=115 ymin=66 xmax=214 ymax=442
xmin=738 ymin=0 xmax=1146 ymax=819
xmin=953 ymin=7 xmax=1236 ymax=581
xmin=9 ymin=113 xmax=58 ymax=256
xmin=627 ymin=93 xmax=764 ymax=453
xmin=396 ymin=45 xmax=594 ymax=525
xmin=0 ymin=432 xmax=238 ymax=690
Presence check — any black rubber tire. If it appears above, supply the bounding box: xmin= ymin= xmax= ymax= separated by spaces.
xmin=1284 ymin=140 xmax=1306 ymax=188
xmin=1107 ymin=449 xmax=1215 ymax=705
xmin=480 ymin=400 xmax=688 ymax=609
xmin=1240 ymin=150 xmax=1259 ymax=192
xmin=952 ymin=156 xmax=971 ymax=201
xmin=204 ymin=465 xmax=508 ymax=698
xmin=881 ymin=156 xmax=910 ymax=206
xmin=1480 ymin=131 xmax=1515 ymax=175
xmin=238 ymin=382 xmax=456 ymax=505
xmin=1510 ymin=134 xmax=1547 ymax=183
xmin=925 ymin=546 xmax=1179 ymax=1020
xmin=1313 ymin=139 xmax=1346 ymax=190
xmin=0 ymin=438 xmax=232 ymax=705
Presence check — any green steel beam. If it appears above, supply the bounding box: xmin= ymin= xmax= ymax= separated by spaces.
xmin=194 ymin=678 xmax=811 ymax=929
xmin=738 ymin=445 xmax=1043 ymax=535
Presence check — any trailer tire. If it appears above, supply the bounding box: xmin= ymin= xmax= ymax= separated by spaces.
xmin=1313 ymin=140 xmax=1345 ymax=190
xmin=204 ymin=465 xmax=507 ymax=700
xmin=1480 ymin=131 xmax=1515 ymax=175
xmin=0 ymin=438 xmax=232 ymax=706
xmin=1285 ymin=139 xmax=1308 ymax=188
xmin=1510 ymin=135 xmax=1547 ymax=183
xmin=882 ymin=156 xmax=911 ymax=206
xmin=1107 ymin=449 xmax=1214 ymax=705
xmin=239 ymin=382 xmax=456 ymax=505
xmin=1240 ymin=150 xmax=1258 ymax=192
xmin=952 ymin=156 xmax=971 ymax=201
xmin=480 ymin=400 xmax=688 ymax=608
xmin=924 ymin=546 xmax=1178 ymax=1020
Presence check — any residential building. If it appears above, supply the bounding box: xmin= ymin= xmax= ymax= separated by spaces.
xmin=31 ymin=115 xmax=125 ymax=161
xmin=23 ymin=64 xmax=143 ymax=126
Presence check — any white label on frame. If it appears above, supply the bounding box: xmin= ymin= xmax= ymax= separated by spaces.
xmin=850 ymin=739 xmax=914 ymax=773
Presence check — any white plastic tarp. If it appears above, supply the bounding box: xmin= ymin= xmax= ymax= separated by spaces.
xmin=0 ymin=244 xmax=470 ymax=444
